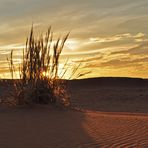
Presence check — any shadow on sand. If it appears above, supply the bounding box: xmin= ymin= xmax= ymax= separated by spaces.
xmin=0 ymin=106 xmax=99 ymax=148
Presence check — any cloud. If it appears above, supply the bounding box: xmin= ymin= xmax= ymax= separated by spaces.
xmin=118 ymin=16 xmax=148 ymax=34
xmin=101 ymin=57 xmax=148 ymax=67
xmin=111 ymin=42 xmax=148 ymax=55
xmin=0 ymin=0 xmax=148 ymax=45
xmin=89 ymin=32 xmax=146 ymax=44
xmin=89 ymin=33 xmax=133 ymax=44
xmin=84 ymin=56 xmax=148 ymax=69
xmin=134 ymin=32 xmax=145 ymax=38
xmin=72 ymin=55 xmax=103 ymax=63
xmin=74 ymin=32 xmax=147 ymax=54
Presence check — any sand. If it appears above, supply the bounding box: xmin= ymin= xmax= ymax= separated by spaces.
xmin=0 ymin=78 xmax=148 ymax=147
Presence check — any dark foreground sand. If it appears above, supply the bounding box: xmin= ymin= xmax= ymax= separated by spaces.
xmin=0 ymin=77 xmax=148 ymax=147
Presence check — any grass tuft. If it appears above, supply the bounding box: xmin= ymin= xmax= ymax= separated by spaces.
xmin=7 ymin=26 xmax=70 ymax=107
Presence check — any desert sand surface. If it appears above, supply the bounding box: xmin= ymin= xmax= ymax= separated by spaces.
xmin=69 ymin=77 xmax=148 ymax=113
xmin=0 ymin=77 xmax=148 ymax=148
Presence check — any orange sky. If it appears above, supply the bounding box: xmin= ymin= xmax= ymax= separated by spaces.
xmin=0 ymin=0 xmax=148 ymax=79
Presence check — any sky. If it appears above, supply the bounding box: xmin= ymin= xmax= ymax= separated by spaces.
xmin=0 ymin=0 xmax=148 ymax=79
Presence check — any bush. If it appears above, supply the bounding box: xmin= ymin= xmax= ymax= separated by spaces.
xmin=7 ymin=26 xmax=70 ymax=107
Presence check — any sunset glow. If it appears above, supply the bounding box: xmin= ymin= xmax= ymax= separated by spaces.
xmin=0 ymin=0 xmax=148 ymax=79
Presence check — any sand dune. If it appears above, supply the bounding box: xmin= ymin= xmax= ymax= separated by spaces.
xmin=0 ymin=77 xmax=148 ymax=147
xmin=84 ymin=111 xmax=148 ymax=147
xmin=0 ymin=106 xmax=148 ymax=148
xmin=69 ymin=77 xmax=148 ymax=113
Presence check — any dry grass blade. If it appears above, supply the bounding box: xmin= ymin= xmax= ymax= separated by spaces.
xmin=6 ymin=26 xmax=70 ymax=107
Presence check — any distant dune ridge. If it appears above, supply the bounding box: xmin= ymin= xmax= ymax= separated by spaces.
xmin=68 ymin=77 xmax=148 ymax=87
xmin=0 ymin=77 xmax=148 ymax=147
xmin=68 ymin=77 xmax=148 ymax=113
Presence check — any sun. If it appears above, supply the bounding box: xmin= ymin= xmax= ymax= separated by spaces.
xmin=41 ymin=63 xmax=70 ymax=79
xmin=65 ymin=39 xmax=80 ymax=50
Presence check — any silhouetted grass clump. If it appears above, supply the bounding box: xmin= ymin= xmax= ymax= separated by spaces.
xmin=7 ymin=26 xmax=70 ymax=107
